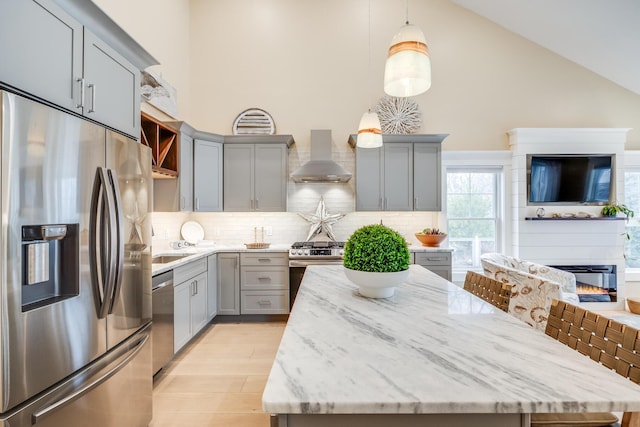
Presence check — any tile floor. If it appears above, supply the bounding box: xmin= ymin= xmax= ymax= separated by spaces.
xmin=150 ymin=321 xmax=286 ymax=427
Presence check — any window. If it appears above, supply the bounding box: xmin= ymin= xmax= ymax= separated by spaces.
xmin=624 ymin=169 xmax=640 ymax=268
xmin=446 ymin=167 xmax=502 ymax=270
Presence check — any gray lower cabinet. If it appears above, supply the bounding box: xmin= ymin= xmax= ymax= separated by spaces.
xmin=173 ymin=258 xmax=208 ymax=353
xmin=223 ymin=143 xmax=289 ymax=212
xmin=0 ymin=0 xmax=143 ymax=138
xmin=207 ymin=254 xmax=218 ymax=320
xmin=194 ymin=139 xmax=223 ymax=211
xmin=240 ymin=253 xmax=289 ymax=315
xmin=351 ymin=134 xmax=447 ymax=212
xmin=217 ymin=253 xmax=240 ymax=315
xmin=414 ymin=252 xmax=452 ymax=281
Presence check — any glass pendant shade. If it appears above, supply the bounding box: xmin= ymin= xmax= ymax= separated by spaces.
xmin=357 ymin=111 xmax=383 ymax=148
xmin=384 ymin=23 xmax=431 ymax=97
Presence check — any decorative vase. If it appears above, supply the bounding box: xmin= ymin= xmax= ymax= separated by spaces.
xmin=415 ymin=233 xmax=447 ymax=247
xmin=344 ymin=268 xmax=410 ymax=298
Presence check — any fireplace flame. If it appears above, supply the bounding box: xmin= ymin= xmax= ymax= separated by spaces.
xmin=576 ymin=285 xmax=609 ymax=295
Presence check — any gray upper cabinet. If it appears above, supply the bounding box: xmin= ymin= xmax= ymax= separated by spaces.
xmin=384 ymin=143 xmax=414 ymax=211
xmin=350 ymin=134 xmax=448 ymax=212
xmin=0 ymin=0 xmax=156 ymax=139
xmin=223 ymin=135 xmax=294 ymax=212
xmin=0 ymin=0 xmax=83 ymax=112
xmin=82 ymin=29 xmax=140 ymax=137
xmin=414 ymin=142 xmax=442 ymax=211
xmin=193 ymin=138 xmax=223 ymax=212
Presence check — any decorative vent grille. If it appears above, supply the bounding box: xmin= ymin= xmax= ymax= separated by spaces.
xmin=232 ymin=108 xmax=275 ymax=135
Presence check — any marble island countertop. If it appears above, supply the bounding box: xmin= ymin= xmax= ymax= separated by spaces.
xmin=262 ymin=264 xmax=640 ymax=420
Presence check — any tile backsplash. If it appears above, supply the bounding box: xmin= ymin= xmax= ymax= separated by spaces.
xmin=152 ymin=209 xmax=440 ymax=252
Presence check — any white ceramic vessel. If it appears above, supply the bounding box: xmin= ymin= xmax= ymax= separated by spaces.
xmin=344 ymin=268 xmax=410 ymax=298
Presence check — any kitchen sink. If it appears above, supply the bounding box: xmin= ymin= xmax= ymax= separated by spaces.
xmin=151 ymin=254 xmax=191 ymax=264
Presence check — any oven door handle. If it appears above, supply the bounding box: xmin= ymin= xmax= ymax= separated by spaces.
xmin=289 ymin=260 xmax=343 ymax=267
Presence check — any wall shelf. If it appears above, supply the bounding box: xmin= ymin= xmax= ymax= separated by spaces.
xmin=524 ymin=216 xmax=626 ymax=221
xmin=141 ymin=112 xmax=179 ymax=178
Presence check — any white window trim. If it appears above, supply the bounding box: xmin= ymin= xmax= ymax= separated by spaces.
xmin=442 ymin=151 xmax=512 ymax=283
xmin=624 ymin=151 xmax=640 ymax=280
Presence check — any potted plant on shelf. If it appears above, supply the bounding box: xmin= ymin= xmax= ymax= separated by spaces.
xmin=415 ymin=228 xmax=447 ymax=247
xmin=601 ymin=203 xmax=634 ymax=220
xmin=343 ymin=224 xmax=411 ymax=299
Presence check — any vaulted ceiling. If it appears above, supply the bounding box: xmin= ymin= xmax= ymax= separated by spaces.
xmin=451 ymin=0 xmax=640 ymax=95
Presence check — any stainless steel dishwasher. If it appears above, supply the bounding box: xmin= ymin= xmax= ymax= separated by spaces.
xmin=152 ymin=270 xmax=174 ymax=375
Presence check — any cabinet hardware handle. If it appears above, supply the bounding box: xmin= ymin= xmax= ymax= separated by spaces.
xmin=255 ymin=198 xmax=259 ymax=210
xmin=195 ymin=197 xmax=200 ymax=210
xmin=257 ymin=300 xmax=272 ymax=306
xmin=181 ymin=196 xmax=185 ymax=210
xmin=257 ymin=277 xmax=271 ymax=280
xmin=76 ymin=78 xmax=84 ymax=109
xmin=379 ymin=197 xmax=382 ymax=210
xmin=414 ymin=197 xmax=418 ymax=208
xmin=87 ymin=84 xmax=96 ymax=113
xmin=250 ymin=199 xmax=254 ymax=210
xmin=258 ymin=258 xmax=270 ymax=263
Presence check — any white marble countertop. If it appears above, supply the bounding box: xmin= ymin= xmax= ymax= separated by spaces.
xmin=262 ymin=264 xmax=640 ymax=415
xmin=151 ymin=243 xmax=452 ymax=275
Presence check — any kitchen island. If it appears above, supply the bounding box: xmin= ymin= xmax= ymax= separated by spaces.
xmin=262 ymin=264 xmax=640 ymax=427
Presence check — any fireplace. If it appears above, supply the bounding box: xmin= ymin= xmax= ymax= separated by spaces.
xmin=550 ymin=265 xmax=617 ymax=303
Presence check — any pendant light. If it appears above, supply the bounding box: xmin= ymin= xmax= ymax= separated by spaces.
xmin=383 ymin=0 xmax=431 ymax=97
xmin=357 ymin=0 xmax=383 ymax=149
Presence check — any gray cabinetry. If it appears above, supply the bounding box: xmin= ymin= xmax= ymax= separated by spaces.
xmin=414 ymin=252 xmax=452 ymax=281
xmin=223 ymin=135 xmax=294 ymax=212
xmin=173 ymin=258 xmax=208 ymax=353
xmin=413 ymin=143 xmax=442 ymax=211
xmin=350 ymin=134 xmax=447 ymax=212
xmin=0 ymin=0 xmax=154 ymax=139
xmin=240 ymin=253 xmax=289 ymax=315
xmin=0 ymin=0 xmax=83 ymax=112
xmin=207 ymin=254 xmax=218 ymax=320
xmin=194 ymin=138 xmax=223 ymax=212
xmin=217 ymin=253 xmax=240 ymax=315
xmin=384 ymin=143 xmax=413 ymax=211
xmin=82 ymin=29 xmax=140 ymax=137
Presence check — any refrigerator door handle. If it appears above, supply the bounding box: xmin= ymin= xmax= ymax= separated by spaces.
xmin=30 ymin=332 xmax=150 ymax=425
xmin=106 ymin=169 xmax=125 ymax=314
xmin=89 ymin=167 xmax=118 ymax=319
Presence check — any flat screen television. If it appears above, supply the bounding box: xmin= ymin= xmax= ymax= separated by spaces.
xmin=527 ymin=154 xmax=614 ymax=205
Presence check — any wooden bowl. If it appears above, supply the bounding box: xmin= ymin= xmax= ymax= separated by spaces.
xmin=415 ymin=233 xmax=447 ymax=247
xmin=627 ymin=297 xmax=640 ymax=314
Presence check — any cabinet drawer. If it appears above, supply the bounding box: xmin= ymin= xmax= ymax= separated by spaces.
xmin=241 ymin=252 xmax=288 ymax=266
xmin=241 ymin=291 xmax=289 ymax=314
xmin=240 ymin=267 xmax=289 ymax=290
xmin=414 ymin=252 xmax=451 ymax=266
xmin=174 ymin=257 xmax=207 ymax=284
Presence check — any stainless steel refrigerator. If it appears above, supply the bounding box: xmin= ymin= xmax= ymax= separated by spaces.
xmin=0 ymin=90 xmax=152 ymax=426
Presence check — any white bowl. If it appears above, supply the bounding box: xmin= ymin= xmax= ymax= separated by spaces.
xmin=344 ymin=268 xmax=410 ymax=298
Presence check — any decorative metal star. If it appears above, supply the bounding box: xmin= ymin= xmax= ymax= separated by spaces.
xmin=299 ymin=197 xmax=345 ymax=242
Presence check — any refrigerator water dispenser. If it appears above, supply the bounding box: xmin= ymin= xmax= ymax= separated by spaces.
xmin=21 ymin=224 xmax=79 ymax=311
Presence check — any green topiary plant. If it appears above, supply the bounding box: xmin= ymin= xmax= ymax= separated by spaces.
xmin=343 ymin=224 xmax=410 ymax=273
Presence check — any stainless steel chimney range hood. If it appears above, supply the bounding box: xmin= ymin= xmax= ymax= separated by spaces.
xmin=291 ymin=130 xmax=352 ymax=183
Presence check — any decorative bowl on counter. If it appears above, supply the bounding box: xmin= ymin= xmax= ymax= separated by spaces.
xmin=415 ymin=233 xmax=447 ymax=247
xmin=245 ymin=242 xmax=271 ymax=249
xmin=627 ymin=297 xmax=640 ymax=314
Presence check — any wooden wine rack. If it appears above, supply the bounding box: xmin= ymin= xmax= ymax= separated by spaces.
xmin=140 ymin=112 xmax=179 ymax=178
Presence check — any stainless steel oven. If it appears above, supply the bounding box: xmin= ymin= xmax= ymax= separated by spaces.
xmin=289 ymin=241 xmax=344 ymax=308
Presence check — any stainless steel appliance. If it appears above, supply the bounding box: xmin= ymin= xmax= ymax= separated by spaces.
xmin=152 ymin=271 xmax=174 ymax=375
xmin=289 ymin=241 xmax=344 ymax=306
xmin=0 ymin=90 xmax=152 ymax=426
